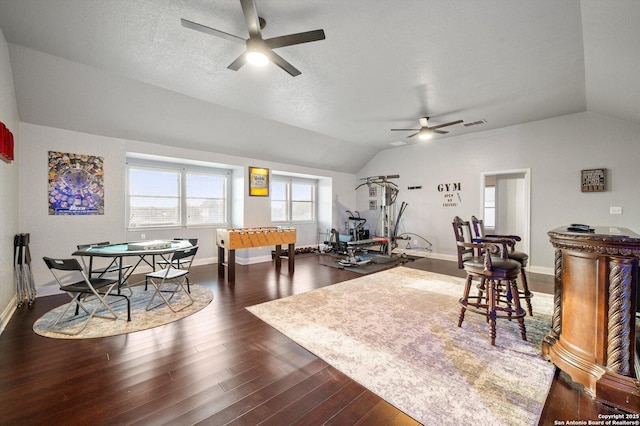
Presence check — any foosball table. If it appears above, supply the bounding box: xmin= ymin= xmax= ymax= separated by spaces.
xmin=216 ymin=227 xmax=297 ymax=282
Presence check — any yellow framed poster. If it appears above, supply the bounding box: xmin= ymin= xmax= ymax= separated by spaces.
xmin=249 ymin=166 xmax=269 ymax=196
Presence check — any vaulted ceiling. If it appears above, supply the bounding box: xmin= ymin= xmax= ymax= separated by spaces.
xmin=0 ymin=0 xmax=638 ymax=173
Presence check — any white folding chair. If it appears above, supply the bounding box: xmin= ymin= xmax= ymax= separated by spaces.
xmin=145 ymin=246 xmax=198 ymax=312
xmin=43 ymin=257 xmax=130 ymax=335
xmin=153 ymin=238 xmax=198 ymax=292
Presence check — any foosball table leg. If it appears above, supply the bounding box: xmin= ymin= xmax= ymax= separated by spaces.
xmin=218 ymin=246 xmax=225 ymax=277
xmin=274 ymin=245 xmax=282 ymax=268
xmin=217 ymin=246 xmax=236 ymax=282
xmin=228 ymin=249 xmax=235 ymax=282
xmin=288 ymin=243 xmax=295 ymax=273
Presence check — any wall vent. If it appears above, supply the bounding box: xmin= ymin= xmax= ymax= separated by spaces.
xmin=463 ymin=119 xmax=487 ymax=127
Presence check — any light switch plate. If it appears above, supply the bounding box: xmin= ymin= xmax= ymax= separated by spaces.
xmin=610 ymin=206 xmax=622 ymax=214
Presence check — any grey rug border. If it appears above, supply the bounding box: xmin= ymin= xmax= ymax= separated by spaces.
xmin=32 ymin=284 xmax=213 ymax=339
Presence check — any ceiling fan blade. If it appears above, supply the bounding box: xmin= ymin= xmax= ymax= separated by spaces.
xmin=419 ymin=117 xmax=429 ymax=127
xmin=227 ymin=53 xmax=247 ymax=71
xmin=406 ymin=132 xmax=420 ymax=138
xmin=433 ymin=130 xmax=448 ymax=134
xmin=265 ymin=29 xmax=326 ymax=49
xmin=430 ymin=119 xmax=463 ymax=130
xmin=180 ymin=18 xmax=245 ymax=44
xmin=266 ymin=50 xmax=301 ymax=76
xmin=240 ymin=0 xmax=262 ymax=37
xmin=391 ymin=129 xmax=420 ymax=131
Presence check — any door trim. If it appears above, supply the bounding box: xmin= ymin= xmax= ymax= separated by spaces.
xmin=480 ymin=168 xmax=531 ymax=269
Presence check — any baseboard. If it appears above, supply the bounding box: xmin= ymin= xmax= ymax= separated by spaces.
xmin=235 ymin=255 xmax=273 ymax=265
xmin=393 ymin=248 xmax=432 ymax=258
xmin=424 ymin=252 xmax=459 ymax=262
xmin=529 ymin=265 xmax=554 ymax=276
xmin=0 ymin=295 xmax=17 ymax=336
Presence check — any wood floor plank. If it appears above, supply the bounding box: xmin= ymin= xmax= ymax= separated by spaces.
xmin=356 ymin=399 xmax=418 ymax=425
xmin=291 ymin=380 xmax=369 ymax=426
xmin=224 ymin=366 xmax=337 ymax=425
xmin=255 ymin=368 xmax=354 ymax=426
xmin=189 ymin=359 xmax=329 ymax=425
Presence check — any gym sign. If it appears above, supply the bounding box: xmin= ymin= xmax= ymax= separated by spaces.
xmin=437 ymin=182 xmax=461 ymax=207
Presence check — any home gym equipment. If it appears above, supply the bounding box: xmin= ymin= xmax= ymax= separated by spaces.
xmin=346 ymin=210 xmax=369 ymax=241
xmin=323 ymin=175 xmax=416 ymax=265
xmin=353 ymin=175 xmax=408 ymax=259
xmin=322 ymin=228 xmax=352 ymax=255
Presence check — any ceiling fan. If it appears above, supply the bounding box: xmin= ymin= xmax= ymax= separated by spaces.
xmin=181 ymin=0 xmax=325 ymax=77
xmin=391 ymin=117 xmax=463 ymax=140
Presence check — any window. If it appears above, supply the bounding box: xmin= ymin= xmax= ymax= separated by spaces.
xmin=271 ymin=181 xmax=288 ymax=222
xmin=127 ymin=162 xmax=228 ymax=228
xmin=483 ymin=186 xmax=496 ymax=228
xmin=186 ymin=172 xmax=227 ymax=225
xmin=271 ymin=177 xmax=316 ymax=222
xmin=129 ymin=167 xmax=181 ymax=227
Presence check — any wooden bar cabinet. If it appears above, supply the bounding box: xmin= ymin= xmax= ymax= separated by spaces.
xmin=543 ymin=226 xmax=640 ymax=413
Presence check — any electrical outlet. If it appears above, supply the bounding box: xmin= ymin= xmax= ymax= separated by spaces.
xmin=141 ymin=233 xmax=146 ymax=240
xmin=413 ymin=239 xmax=418 ymax=246
xmin=610 ymin=206 xmax=622 ymax=215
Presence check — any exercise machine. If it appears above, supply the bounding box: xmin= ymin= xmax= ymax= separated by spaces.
xmin=352 ymin=175 xmax=408 ymax=259
xmin=346 ymin=210 xmax=368 ymax=241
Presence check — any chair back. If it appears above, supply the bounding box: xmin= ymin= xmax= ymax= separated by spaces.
xmin=43 ymin=257 xmax=83 ymax=272
xmin=75 ymin=241 xmax=127 ymax=276
xmin=43 ymin=257 xmax=92 ymax=290
xmin=471 ymin=215 xmax=521 ymax=249
xmin=169 ymin=246 xmax=198 ymax=268
xmin=470 ymin=216 xmax=485 ymax=239
xmin=452 ymin=216 xmax=475 ymax=269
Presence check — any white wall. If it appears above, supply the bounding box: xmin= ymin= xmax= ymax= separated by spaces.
xmin=18 ymin=124 xmax=356 ymax=291
xmin=357 ymin=111 xmax=640 ymax=274
xmin=0 ymin=28 xmax=20 ymax=330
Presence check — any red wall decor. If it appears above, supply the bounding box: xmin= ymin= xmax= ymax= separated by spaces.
xmin=1 ymin=121 xmax=15 ymax=163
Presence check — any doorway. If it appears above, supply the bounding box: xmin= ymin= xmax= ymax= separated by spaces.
xmin=480 ymin=169 xmax=531 ymax=268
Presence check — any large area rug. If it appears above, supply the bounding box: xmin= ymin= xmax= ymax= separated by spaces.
xmin=33 ymin=284 xmax=213 ymax=339
xmin=247 ymin=267 xmax=555 ymax=425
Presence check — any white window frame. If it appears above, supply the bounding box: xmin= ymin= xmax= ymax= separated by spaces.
xmin=126 ymin=159 xmax=230 ymax=229
xmin=271 ymin=176 xmax=317 ymax=224
xmin=483 ymin=185 xmax=496 ymax=229
xmin=185 ymin=170 xmax=228 ymax=226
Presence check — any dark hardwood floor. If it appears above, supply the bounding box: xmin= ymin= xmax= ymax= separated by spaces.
xmin=0 ymin=255 xmax=630 ymax=425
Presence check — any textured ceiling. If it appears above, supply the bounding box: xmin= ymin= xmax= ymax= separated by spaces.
xmin=0 ymin=0 xmax=638 ymax=173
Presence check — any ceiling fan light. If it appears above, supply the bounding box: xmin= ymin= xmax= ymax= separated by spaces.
xmin=418 ymin=129 xmax=433 ymax=140
xmin=246 ymin=50 xmax=269 ymax=66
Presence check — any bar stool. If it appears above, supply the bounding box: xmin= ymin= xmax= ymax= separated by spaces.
xmin=452 ymin=216 xmax=527 ymax=345
xmin=470 ymin=215 xmax=533 ymax=316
